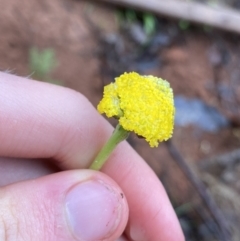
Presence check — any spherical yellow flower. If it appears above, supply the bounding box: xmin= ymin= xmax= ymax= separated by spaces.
xmin=98 ymin=72 xmax=175 ymax=147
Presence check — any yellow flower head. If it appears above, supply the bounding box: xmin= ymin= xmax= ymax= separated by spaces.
xmin=98 ymin=72 xmax=175 ymax=147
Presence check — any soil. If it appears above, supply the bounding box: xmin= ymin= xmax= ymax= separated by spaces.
xmin=1 ymin=0 xmax=240 ymax=240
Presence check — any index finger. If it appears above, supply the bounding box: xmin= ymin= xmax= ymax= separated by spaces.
xmin=0 ymin=72 xmax=184 ymax=241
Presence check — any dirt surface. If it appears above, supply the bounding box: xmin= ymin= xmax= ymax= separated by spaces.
xmin=1 ymin=0 xmax=240 ymax=240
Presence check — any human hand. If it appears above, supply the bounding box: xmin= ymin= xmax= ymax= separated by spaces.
xmin=0 ymin=72 xmax=184 ymax=241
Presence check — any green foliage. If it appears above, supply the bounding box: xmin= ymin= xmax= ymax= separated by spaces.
xmin=178 ymin=20 xmax=190 ymax=30
xmin=143 ymin=13 xmax=156 ymax=36
xmin=178 ymin=20 xmax=212 ymax=33
xmin=29 ymin=47 xmax=61 ymax=85
xmin=125 ymin=9 xmax=137 ymax=23
xmin=116 ymin=9 xmax=157 ymax=36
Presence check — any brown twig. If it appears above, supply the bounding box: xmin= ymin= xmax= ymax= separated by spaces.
xmin=98 ymin=0 xmax=240 ymax=34
xmin=165 ymin=140 xmax=230 ymax=241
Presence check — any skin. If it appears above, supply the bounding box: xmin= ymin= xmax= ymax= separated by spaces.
xmin=0 ymin=72 xmax=185 ymax=241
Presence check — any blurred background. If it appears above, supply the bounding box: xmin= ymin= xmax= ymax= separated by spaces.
xmin=0 ymin=0 xmax=240 ymax=240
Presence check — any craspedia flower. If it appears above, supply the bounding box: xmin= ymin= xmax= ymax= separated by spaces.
xmin=98 ymin=72 xmax=175 ymax=147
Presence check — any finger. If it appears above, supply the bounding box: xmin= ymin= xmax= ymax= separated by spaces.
xmin=116 ymin=235 xmax=129 ymax=241
xmin=0 ymin=170 xmax=128 ymax=241
xmin=0 ymin=72 xmax=100 ymax=168
xmin=0 ymin=72 xmax=184 ymax=240
xmin=103 ymin=146 xmax=184 ymax=241
xmin=0 ymin=157 xmax=58 ymax=187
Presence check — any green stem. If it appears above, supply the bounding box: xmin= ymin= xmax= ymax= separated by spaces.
xmin=90 ymin=124 xmax=129 ymax=170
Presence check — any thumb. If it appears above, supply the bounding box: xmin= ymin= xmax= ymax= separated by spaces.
xmin=0 ymin=170 xmax=128 ymax=241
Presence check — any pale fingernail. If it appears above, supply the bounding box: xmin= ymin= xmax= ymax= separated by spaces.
xmin=65 ymin=180 xmax=122 ymax=241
